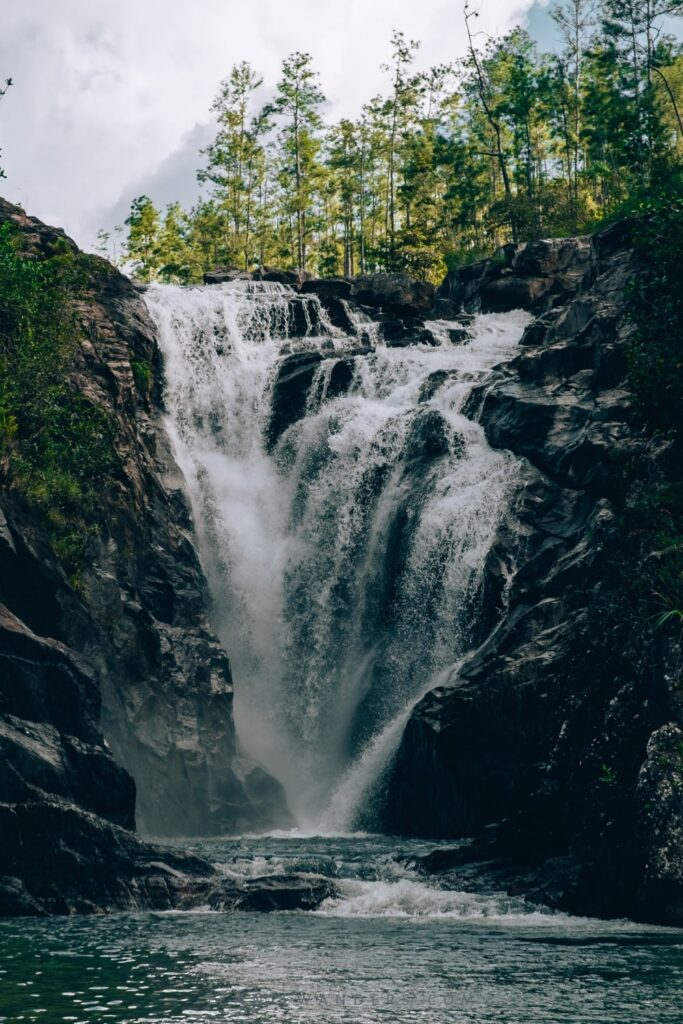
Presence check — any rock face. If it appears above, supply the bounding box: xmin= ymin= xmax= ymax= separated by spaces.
xmin=350 ymin=272 xmax=435 ymax=317
xmin=0 ymin=197 xmax=290 ymax=917
xmin=0 ymin=606 xmax=135 ymax=829
xmin=385 ymin=223 xmax=683 ymax=927
xmin=0 ymin=791 xmax=336 ymax=916
xmin=203 ymin=267 xmax=252 ymax=285
xmin=439 ymin=237 xmax=594 ymax=313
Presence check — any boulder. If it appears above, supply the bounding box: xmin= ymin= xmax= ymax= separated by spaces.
xmin=320 ymin=296 xmax=358 ymax=335
xmin=203 ymin=267 xmax=252 ymax=285
xmin=438 ymin=237 xmax=593 ymax=314
xmin=479 ymin=275 xmax=553 ymax=312
xmin=206 ymin=873 xmax=338 ymax=913
xmin=327 ymin=357 xmax=356 ymax=400
xmin=351 ymin=273 xmax=435 ymax=317
xmin=253 ymin=266 xmax=312 ymax=289
xmin=302 ymin=278 xmax=353 ymax=300
xmin=267 ymin=351 xmax=324 ymax=449
xmin=635 ymin=725 xmax=683 ymax=926
xmin=404 ymin=411 xmax=454 ymax=463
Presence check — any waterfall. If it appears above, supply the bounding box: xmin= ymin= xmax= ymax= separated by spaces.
xmin=146 ymin=281 xmax=528 ymax=830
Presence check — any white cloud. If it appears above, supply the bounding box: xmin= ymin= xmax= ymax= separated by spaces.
xmin=0 ymin=0 xmax=546 ymax=248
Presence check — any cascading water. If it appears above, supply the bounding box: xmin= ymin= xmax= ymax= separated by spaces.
xmin=146 ymin=281 xmax=529 ymax=830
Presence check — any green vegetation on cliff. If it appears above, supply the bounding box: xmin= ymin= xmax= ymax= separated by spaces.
xmin=0 ymin=225 xmax=118 ymax=575
xmin=627 ymin=190 xmax=683 ymax=634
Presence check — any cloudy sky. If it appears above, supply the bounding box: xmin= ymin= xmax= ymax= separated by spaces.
xmin=0 ymin=0 xmax=576 ymax=250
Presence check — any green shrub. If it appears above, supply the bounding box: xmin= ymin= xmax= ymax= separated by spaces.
xmin=131 ymin=359 xmax=153 ymax=394
xmin=627 ymin=183 xmax=683 ymax=439
xmin=0 ymin=223 xmax=119 ymax=574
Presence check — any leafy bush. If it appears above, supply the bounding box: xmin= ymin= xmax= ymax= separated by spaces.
xmin=627 ymin=183 xmax=683 ymax=438
xmin=0 ymin=223 xmax=119 ymax=575
xmin=620 ymin=188 xmax=683 ymax=637
xmin=131 ymin=359 xmax=153 ymax=394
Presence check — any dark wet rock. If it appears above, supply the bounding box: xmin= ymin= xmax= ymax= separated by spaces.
xmin=0 ymin=606 xmax=135 ymax=829
xmin=635 ymin=725 xmax=683 ymax=926
xmin=0 ymin=800 xmax=210 ymax=916
xmin=267 ymin=351 xmax=324 ymax=448
xmin=206 ymin=873 xmax=338 ymax=913
xmin=419 ymin=370 xmax=453 ymax=404
xmin=447 ymin=327 xmax=471 ymax=345
xmin=480 ymin=275 xmax=553 ymax=312
xmin=404 ymin=411 xmax=453 ymax=463
xmin=376 ymin=312 xmax=433 ymax=347
xmin=319 ymin=296 xmax=358 ymax=335
xmin=429 ymin=298 xmax=461 ymax=320
xmin=203 ymin=267 xmax=252 ymax=285
xmin=284 ymin=295 xmax=331 ymax=338
xmin=520 ymin=309 xmax=562 ymax=346
xmin=327 ymin=357 xmax=356 ymax=400
xmin=0 ymin=796 xmax=331 ymax=917
xmin=387 ymin=223 xmax=683 ymax=927
xmin=351 ymin=272 xmax=435 ymax=317
xmin=439 ymin=237 xmax=593 ymax=314
xmin=302 ymin=278 xmax=352 ymax=300
xmin=253 ymin=265 xmax=312 ymax=288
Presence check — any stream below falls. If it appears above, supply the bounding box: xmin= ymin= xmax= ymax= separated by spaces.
xmin=2 ymin=833 xmax=683 ymax=1024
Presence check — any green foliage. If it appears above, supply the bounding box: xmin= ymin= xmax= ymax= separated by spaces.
xmin=599 ymin=764 xmax=619 ymax=786
xmin=125 ymin=196 xmax=162 ymax=282
xmin=270 ymin=52 xmax=326 ymax=271
xmin=117 ymin=5 xmax=682 ymax=282
xmin=0 ymin=224 xmax=118 ymax=574
xmin=131 ymin=359 xmax=153 ymax=394
xmin=627 ymin=183 xmax=683 ymax=437
xmin=198 ymin=62 xmax=269 ymax=271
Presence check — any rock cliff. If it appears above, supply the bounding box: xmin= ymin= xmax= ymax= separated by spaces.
xmin=385 ymin=224 xmax=683 ymax=926
xmin=0 ymin=199 xmax=290 ymax=913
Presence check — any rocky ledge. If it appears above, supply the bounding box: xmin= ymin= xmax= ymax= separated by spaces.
xmin=0 ymin=598 xmax=324 ymax=917
xmin=384 ymin=223 xmax=683 ymax=927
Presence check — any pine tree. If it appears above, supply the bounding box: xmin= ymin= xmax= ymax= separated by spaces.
xmin=125 ymin=196 xmax=162 ymax=282
xmin=270 ymin=52 xmax=326 ymax=272
xmin=199 ymin=63 xmax=269 ymax=269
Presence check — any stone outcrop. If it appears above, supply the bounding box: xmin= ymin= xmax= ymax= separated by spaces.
xmin=350 ymin=272 xmax=435 ymax=317
xmin=384 ymin=223 xmax=683 ymax=926
xmin=0 ymin=793 xmax=336 ymax=916
xmin=203 ymin=267 xmax=252 ymax=285
xmin=205 ymin=265 xmax=451 ymax=348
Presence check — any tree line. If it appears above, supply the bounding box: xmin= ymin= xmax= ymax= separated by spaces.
xmin=115 ymin=0 xmax=683 ymax=284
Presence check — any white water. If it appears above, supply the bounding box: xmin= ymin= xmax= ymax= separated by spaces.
xmin=146 ymin=281 xmax=529 ymax=829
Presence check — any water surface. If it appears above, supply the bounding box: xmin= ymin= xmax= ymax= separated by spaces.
xmin=2 ymin=834 xmax=682 ymax=1024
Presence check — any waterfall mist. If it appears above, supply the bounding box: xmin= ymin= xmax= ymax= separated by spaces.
xmin=146 ymin=282 xmax=528 ymax=830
